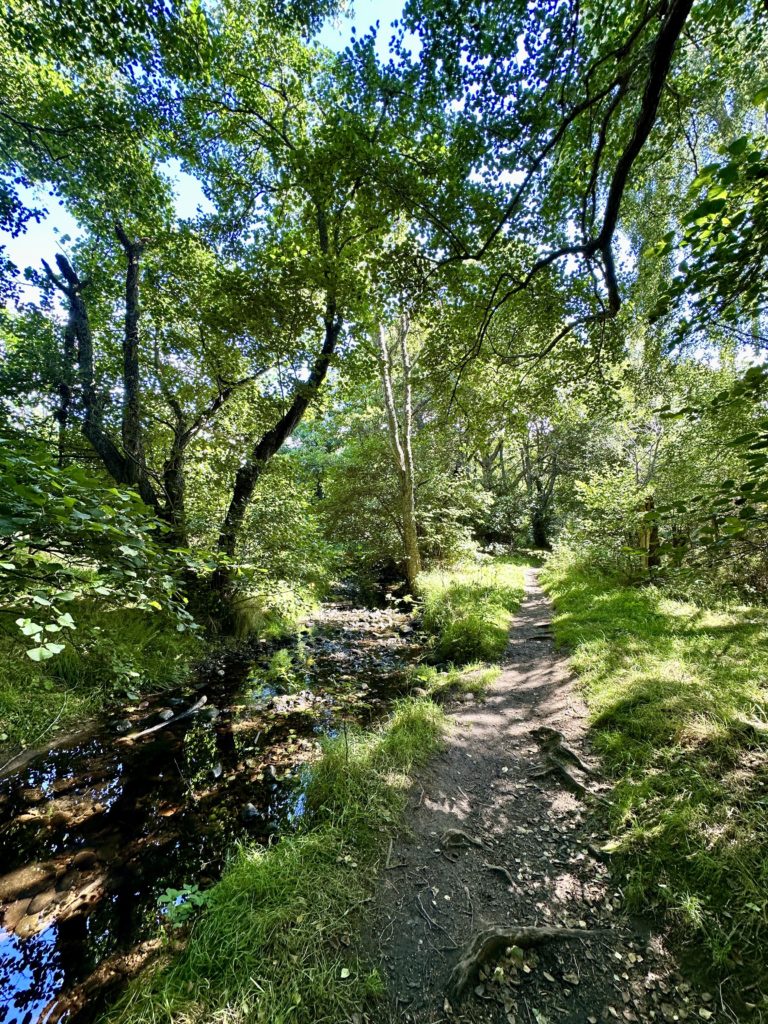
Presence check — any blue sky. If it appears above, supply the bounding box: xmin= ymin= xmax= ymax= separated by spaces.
xmin=5 ymin=0 xmax=406 ymax=282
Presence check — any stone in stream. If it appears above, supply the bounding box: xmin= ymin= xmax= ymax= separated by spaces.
xmin=0 ymin=862 xmax=57 ymax=902
xmin=241 ymin=802 xmax=260 ymax=821
xmin=72 ymin=850 xmax=99 ymax=871
xmin=157 ymin=708 xmax=174 ymax=722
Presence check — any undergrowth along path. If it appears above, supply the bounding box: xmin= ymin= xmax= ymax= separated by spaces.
xmin=370 ymin=568 xmax=719 ymax=1024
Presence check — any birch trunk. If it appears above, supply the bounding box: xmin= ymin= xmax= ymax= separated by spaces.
xmin=376 ymin=318 xmax=421 ymax=591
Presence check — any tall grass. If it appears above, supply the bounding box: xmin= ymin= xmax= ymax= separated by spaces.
xmin=543 ymin=549 xmax=768 ymax=1007
xmin=108 ymin=697 xmax=446 ymax=1024
xmin=418 ymin=555 xmax=528 ymax=664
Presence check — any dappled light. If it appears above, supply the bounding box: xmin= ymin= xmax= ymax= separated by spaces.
xmin=1 ymin=0 xmax=768 ymax=1020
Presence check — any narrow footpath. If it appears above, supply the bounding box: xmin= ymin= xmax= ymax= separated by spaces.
xmin=370 ymin=569 xmax=718 ymax=1024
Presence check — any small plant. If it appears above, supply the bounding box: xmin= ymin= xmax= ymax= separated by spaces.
xmin=157 ymin=883 xmax=211 ymax=928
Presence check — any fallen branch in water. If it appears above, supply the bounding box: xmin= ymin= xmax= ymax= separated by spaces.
xmin=117 ymin=695 xmax=207 ymax=743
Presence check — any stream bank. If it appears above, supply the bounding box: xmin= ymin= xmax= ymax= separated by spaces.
xmin=0 ymin=602 xmax=421 ymax=1024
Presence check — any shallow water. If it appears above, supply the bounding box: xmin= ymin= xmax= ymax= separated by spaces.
xmin=0 ymin=606 xmax=419 ymax=1024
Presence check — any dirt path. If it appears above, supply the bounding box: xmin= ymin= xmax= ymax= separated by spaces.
xmin=369 ymin=568 xmax=718 ymax=1024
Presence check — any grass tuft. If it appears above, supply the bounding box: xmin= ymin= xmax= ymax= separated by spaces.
xmin=542 ymin=549 xmax=768 ymax=1003
xmin=418 ymin=555 xmax=528 ymax=664
xmin=406 ymin=661 xmax=502 ymax=701
xmin=108 ymin=697 xmax=446 ymax=1024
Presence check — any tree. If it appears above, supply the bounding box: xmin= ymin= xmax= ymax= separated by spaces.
xmin=376 ymin=317 xmax=422 ymax=589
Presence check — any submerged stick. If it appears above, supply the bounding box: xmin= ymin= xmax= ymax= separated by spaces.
xmin=117 ymin=695 xmax=207 ymax=743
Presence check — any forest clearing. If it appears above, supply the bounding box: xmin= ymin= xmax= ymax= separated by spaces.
xmin=1 ymin=0 xmax=768 ymax=1021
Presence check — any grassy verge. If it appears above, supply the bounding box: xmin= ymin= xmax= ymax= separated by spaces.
xmin=108 ymin=697 xmax=446 ymax=1024
xmin=542 ymin=550 xmax=768 ymax=1006
xmin=0 ymin=606 xmax=204 ymax=761
xmin=407 ymin=661 xmax=502 ymax=700
xmin=418 ymin=554 xmax=529 ymax=664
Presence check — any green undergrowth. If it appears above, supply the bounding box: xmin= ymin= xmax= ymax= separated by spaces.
xmin=418 ymin=554 xmax=528 ymax=664
xmin=232 ymin=581 xmax=320 ymax=642
xmin=542 ymin=550 xmax=768 ymax=1010
xmin=108 ymin=697 xmax=446 ymax=1024
xmin=407 ymin=661 xmax=502 ymax=700
xmin=0 ymin=605 xmax=203 ymax=759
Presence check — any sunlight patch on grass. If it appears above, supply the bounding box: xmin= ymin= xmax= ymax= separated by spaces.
xmin=542 ymin=549 xmax=768 ymax=998
xmin=407 ymin=661 xmax=502 ymax=701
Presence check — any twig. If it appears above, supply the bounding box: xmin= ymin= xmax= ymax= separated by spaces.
xmin=116 ymin=696 xmax=207 ymax=743
xmin=463 ymin=883 xmax=474 ymax=931
xmin=416 ymin=890 xmax=457 ymax=945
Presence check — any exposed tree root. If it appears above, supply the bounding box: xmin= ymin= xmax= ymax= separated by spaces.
xmin=449 ymin=924 xmax=608 ymax=997
xmin=530 ymin=758 xmax=590 ymax=798
xmin=441 ymin=828 xmax=485 ymax=849
xmin=531 ymin=726 xmax=596 ymax=775
xmin=483 ymin=862 xmax=515 ymax=885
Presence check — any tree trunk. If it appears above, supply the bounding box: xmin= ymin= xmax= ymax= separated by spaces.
xmin=162 ymin=430 xmax=188 ymax=547
xmin=43 ymin=253 xmax=163 ymax=514
xmin=376 ymin=318 xmax=421 ymax=592
xmin=644 ymin=495 xmax=661 ymax=570
xmin=217 ymin=301 xmax=342 ymax=560
xmin=115 ymin=222 xmax=147 ymax=487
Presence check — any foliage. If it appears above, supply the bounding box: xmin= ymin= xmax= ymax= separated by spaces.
xmin=0 ymin=431 xmax=197 ymax=656
xmin=157 ymin=884 xmax=211 ymax=929
xmin=419 ymin=555 xmax=528 ymax=664
xmin=108 ymin=697 xmax=446 ymax=1024
xmin=654 ymin=128 xmax=768 ymax=344
xmin=0 ymin=604 xmax=203 ymax=752
xmin=543 ymin=551 xmax=768 ymax=1002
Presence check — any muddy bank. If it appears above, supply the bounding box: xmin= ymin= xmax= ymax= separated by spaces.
xmin=0 ymin=605 xmax=421 ymax=1024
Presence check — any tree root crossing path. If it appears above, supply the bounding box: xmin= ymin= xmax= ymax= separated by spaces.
xmin=369 ymin=569 xmax=718 ymax=1024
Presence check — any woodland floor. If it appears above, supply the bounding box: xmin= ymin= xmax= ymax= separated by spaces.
xmin=368 ymin=569 xmax=723 ymax=1024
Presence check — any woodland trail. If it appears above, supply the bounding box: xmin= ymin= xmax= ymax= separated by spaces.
xmin=369 ymin=569 xmax=720 ymax=1024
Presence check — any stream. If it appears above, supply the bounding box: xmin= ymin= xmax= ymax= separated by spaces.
xmin=0 ymin=604 xmax=421 ymax=1024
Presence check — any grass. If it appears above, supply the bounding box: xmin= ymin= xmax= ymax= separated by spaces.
xmin=407 ymin=661 xmax=503 ymax=700
xmin=108 ymin=696 xmax=446 ymax=1024
xmin=418 ymin=554 xmax=529 ymax=664
xmin=0 ymin=605 xmax=203 ymax=759
xmin=542 ymin=549 xmax=768 ymax=1011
